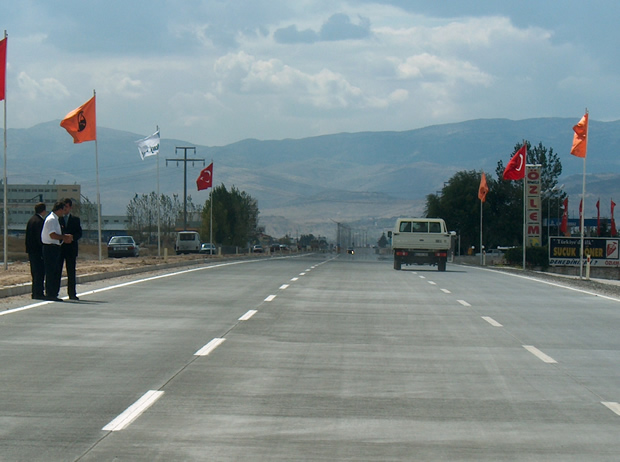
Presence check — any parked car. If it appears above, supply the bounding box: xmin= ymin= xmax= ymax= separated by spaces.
xmin=199 ymin=243 xmax=216 ymax=254
xmin=107 ymin=236 xmax=139 ymax=258
xmin=252 ymin=244 xmax=263 ymax=253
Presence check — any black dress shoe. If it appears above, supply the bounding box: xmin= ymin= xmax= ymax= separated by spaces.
xmin=69 ymin=296 xmax=79 ymax=301
xmin=32 ymin=295 xmax=46 ymax=300
xmin=45 ymin=296 xmax=63 ymax=302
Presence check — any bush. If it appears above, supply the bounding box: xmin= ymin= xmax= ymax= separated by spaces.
xmin=504 ymin=246 xmax=549 ymax=269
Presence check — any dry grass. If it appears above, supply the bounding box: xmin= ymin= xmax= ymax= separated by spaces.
xmin=0 ymin=237 xmax=209 ymax=287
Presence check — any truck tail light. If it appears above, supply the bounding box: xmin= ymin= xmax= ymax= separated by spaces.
xmin=434 ymin=252 xmax=447 ymax=257
xmin=395 ymin=251 xmax=408 ymax=256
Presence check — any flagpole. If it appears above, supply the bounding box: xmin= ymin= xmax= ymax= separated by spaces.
xmin=156 ymin=125 xmax=161 ymax=257
xmin=479 ymin=192 xmax=483 ymax=265
xmin=2 ymin=31 xmax=7 ymax=270
xmin=210 ymin=158 xmax=213 ymax=254
xmin=93 ymin=89 xmax=102 ymax=261
xmin=522 ymin=141 xmax=527 ymax=270
xmin=579 ymin=109 xmax=588 ymax=279
xmin=522 ymin=174 xmax=526 ymax=270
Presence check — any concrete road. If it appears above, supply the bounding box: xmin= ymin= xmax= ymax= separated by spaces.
xmin=2 ymin=250 xmax=620 ymax=461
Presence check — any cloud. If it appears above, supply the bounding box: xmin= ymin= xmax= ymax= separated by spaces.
xmin=214 ymin=51 xmax=404 ymax=111
xmin=320 ymin=13 xmax=371 ymax=41
xmin=274 ymin=25 xmax=319 ymax=44
xmin=394 ymin=53 xmax=493 ymax=86
xmin=274 ymin=13 xmax=371 ymax=44
xmin=17 ymin=72 xmax=70 ymax=100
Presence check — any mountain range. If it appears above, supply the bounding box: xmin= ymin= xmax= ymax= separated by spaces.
xmin=3 ymin=117 xmax=620 ymax=242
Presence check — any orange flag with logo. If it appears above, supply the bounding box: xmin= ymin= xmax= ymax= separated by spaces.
xmin=60 ymin=95 xmax=96 ymax=143
xmin=570 ymin=112 xmax=588 ymax=158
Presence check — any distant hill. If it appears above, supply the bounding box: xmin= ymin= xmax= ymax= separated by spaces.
xmin=3 ymin=118 xmax=620 ymax=241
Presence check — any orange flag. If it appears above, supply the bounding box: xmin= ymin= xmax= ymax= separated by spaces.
xmin=478 ymin=172 xmax=489 ymax=202
xmin=60 ymin=95 xmax=96 ymax=143
xmin=570 ymin=112 xmax=588 ymax=158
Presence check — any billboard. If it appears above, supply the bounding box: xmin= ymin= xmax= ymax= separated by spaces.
xmin=549 ymin=237 xmax=620 ymax=266
xmin=526 ymin=166 xmax=542 ymax=246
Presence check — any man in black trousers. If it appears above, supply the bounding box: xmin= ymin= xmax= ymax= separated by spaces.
xmin=25 ymin=202 xmax=47 ymax=300
xmin=41 ymin=201 xmax=73 ymax=302
xmin=60 ymin=198 xmax=83 ymax=301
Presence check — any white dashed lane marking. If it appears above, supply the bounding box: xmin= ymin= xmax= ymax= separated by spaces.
xmin=523 ymin=345 xmax=557 ymax=364
xmin=239 ymin=310 xmax=257 ymax=321
xmin=194 ymin=338 xmax=226 ymax=357
xmin=102 ymin=390 xmax=164 ymax=432
xmin=481 ymin=316 xmax=503 ymax=327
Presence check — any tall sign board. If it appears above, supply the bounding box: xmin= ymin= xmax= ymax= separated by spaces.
xmin=526 ymin=165 xmax=542 ymax=246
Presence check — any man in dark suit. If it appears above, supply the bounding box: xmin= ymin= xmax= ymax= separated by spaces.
xmin=60 ymin=198 xmax=83 ymax=301
xmin=25 ymin=202 xmax=47 ymax=300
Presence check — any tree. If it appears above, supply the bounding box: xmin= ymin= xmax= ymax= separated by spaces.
xmin=126 ymin=192 xmax=192 ymax=245
xmin=425 ymin=170 xmax=483 ymax=252
xmin=377 ymin=232 xmax=388 ymax=248
xmin=425 ymin=141 xmax=564 ymax=253
xmin=201 ymin=184 xmax=260 ymax=247
xmin=495 ymin=141 xmax=565 ymax=242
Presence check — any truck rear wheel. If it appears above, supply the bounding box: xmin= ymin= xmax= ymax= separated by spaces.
xmin=438 ymin=260 xmax=446 ymax=272
xmin=394 ymin=259 xmax=401 ymax=270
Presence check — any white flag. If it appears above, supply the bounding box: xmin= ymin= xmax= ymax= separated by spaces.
xmin=135 ymin=130 xmax=160 ymax=160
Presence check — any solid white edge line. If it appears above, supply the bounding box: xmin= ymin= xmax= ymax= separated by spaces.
xmin=461 ymin=264 xmax=620 ymax=303
xmin=102 ymin=390 xmax=164 ymax=432
xmin=194 ymin=338 xmax=226 ymax=356
xmin=0 ymin=300 xmax=50 ymax=316
xmin=457 ymin=299 xmax=471 ymax=307
xmin=239 ymin=310 xmax=257 ymax=321
xmin=264 ymin=295 xmax=276 ymax=302
xmin=481 ymin=316 xmax=503 ymax=327
xmin=523 ymin=345 xmax=557 ymax=364
xmin=602 ymin=401 xmax=620 ymax=416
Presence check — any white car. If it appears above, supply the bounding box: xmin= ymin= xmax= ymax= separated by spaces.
xmin=199 ymin=243 xmax=216 ymax=254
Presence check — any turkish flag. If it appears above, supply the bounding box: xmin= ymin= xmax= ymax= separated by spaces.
xmin=197 ymin=162 xmax=213 ymax=191
xmin=612 ymin=200 xmax=617 ymax=237
xmin=503 ymin=144 xmax=527 ymax=180
xmin=560 ymin=198 xmax=568 ymax=235
xmin=0 ymin=37 xmax=6 ymax=101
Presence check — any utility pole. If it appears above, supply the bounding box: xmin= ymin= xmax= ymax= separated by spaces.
xmin=166 ymin=147 xmax=204 ymax=230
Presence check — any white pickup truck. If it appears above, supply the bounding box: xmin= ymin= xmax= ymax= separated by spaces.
xmin=388 ymin=218 xmax=454 ymax=271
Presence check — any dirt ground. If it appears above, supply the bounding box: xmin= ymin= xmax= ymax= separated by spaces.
xmin=0 ymin=239 xmax=212 ymax=287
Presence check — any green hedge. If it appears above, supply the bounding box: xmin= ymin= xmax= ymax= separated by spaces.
xmin=504 ymin=246 xmax=549 ymax=269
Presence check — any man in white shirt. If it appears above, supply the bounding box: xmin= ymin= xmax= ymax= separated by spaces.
xmin=41 ymin=201 xmax=73 ymax=301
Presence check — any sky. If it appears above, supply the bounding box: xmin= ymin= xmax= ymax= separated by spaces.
xmin=3 ymin=0 xmax=620 ymax=147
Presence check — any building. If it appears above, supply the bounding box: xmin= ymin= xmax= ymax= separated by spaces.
xmin=0 ymin=182 xmax=81 ymax=234
xmin=0 ymin=183 xmax=131 ymax=241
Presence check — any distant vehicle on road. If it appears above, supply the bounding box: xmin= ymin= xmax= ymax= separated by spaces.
xmin=252 ymin=244 xmax=263 ymax=253
xmin=175 ymin=231 xmax=200 ymax=254
xmin=107 ymin=236 xmax=139 ymax=258
xmin=347 ymin=247 xmax=355 ymax=255
xmin=199 ymin=243 xmax=216 ymax=254
xmin=389 ymin=218 xmax=454 ymax=271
